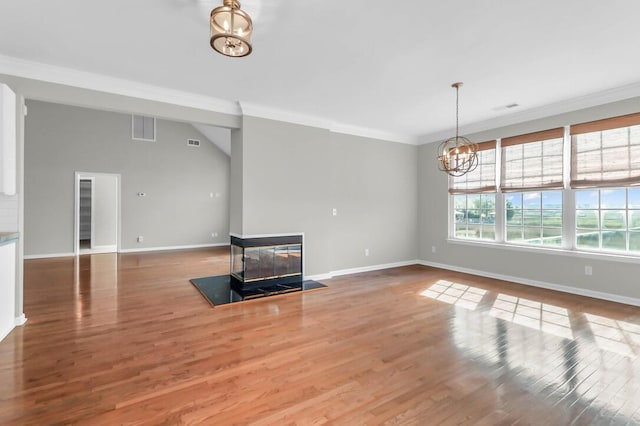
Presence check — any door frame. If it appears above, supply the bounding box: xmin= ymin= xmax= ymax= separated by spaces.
xmin=74 ymin=172 xmax=121 ymax=256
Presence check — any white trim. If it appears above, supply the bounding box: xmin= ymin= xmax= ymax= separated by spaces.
xmin=0 ymin=324 xmax=13 ymax=342
xmin=74 ymin=172 xmax=121 ymax=256
xmin=240 ymin=101 xmax=419 ymax=145
xmin=3 ymin=54 xmax=640 ymax=148
xmin=14 ymin=313 xmax=26 ymax=326
xmin=304 ymin=273 xmax=333 ymax=281
xmin=229 ymin=231 xmax=304 ymax=239
xmin=24 ymin=252 xmax=75 ymax=259
xmin=0 ymin=54 xmax=241 ymax=116
xmin=119 ymin=243 xmax=228 ymax=253
xmin=447 ymin=237 xmax=640 ymax=265
xmin=417 ymin=260 xmax=640 ymax=308
xmin=79 ymin=245 xmax=117 ymax=255
xmin=420 ymin=80 xmax=640 ymax=145
xmin=329 ymin=123 xmax=419 ymax=145
xmin=331 ymin=260 xmax=420 ymax=277
xmin=240 ymin=102 xmax=330 ymax=130
xmin=305 ymin=260 xmax=421 ymax=281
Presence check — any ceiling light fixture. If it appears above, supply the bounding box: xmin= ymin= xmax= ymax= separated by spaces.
xmin=210 ymin=0 xmax=253 ymax=58
xmin=437 ymin=82 xmax=478 ymax=177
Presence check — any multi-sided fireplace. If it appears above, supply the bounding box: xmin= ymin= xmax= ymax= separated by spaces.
xmin=190 ymin=233 xmax=326 ymax=306
xmin=230 ymin=234 xmax=303 ymax=292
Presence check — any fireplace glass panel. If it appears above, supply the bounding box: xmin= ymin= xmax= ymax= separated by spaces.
xmin=231 ymin=244 xmax=244 ymax=279
xmin=258 ymin=247 xmax=275 ymax=279
xmin=287 ymin=245 xmax=302 ymax=275
xmin=244 ymin=247 xmax=261 ymax=281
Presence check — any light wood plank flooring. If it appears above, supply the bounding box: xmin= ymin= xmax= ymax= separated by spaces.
xmin=1 ymin=248 xmax=640 ymax=425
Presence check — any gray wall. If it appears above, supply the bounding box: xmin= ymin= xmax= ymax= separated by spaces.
xmin=239 ymin=116 xmax=418 ymax=276
xmin=329 ymin=132 xmax=418 ymax=271
xmin=24 ymin=100 xmax=230 ymax=256
xmin=419 ymin=96 xmax=640 ymax=301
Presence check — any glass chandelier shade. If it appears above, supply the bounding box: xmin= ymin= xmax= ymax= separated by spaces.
xmin=210 ymin=0 xmax=253 ymax=58
xmin=437 ymin=82 xmax=479 ymax=177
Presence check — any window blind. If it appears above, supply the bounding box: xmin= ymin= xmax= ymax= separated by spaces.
xmin=501 ymin=128 xmax=564 ymax=192
xmin=450 ymin=141 xmax=497 ymax=194
xmin=570 ymin=112 xmax=640 ymax=188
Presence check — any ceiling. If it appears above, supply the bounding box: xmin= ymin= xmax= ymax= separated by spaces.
xmin=1 ymin=1 xmax=640 ymax=144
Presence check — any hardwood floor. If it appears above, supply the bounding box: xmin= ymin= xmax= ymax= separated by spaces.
xmin=1 ymin=248 xmax=640 ymax=425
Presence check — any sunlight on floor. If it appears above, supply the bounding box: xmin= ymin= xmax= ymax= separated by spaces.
xmin=420 ymin=280 xmax=487 ymax=311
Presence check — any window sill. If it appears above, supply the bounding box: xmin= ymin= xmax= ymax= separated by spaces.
xmin=447 ymin=238 xmax=640 ymax=265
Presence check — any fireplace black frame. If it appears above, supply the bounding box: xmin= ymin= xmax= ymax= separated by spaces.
xmin=230 ymin=234 xmax=303 ymax=292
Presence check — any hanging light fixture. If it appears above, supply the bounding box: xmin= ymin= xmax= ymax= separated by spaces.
xmin=437 ymin=82 xmax=478 ymax=177
xmin=210 ymin=0 xmax=253 ymax=58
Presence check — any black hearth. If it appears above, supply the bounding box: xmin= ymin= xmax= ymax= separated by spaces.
xmin=230 ymin=234 xmax=303 ymax=292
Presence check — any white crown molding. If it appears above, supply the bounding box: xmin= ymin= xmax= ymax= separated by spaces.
xmin=240 ymin=101 xmax=420 ymax=145
xmin=419 ymin=80 xmax=640 ymax=145
xmin=240 ymin=101 xmax=332 ymax=130
xmin=0 ymin=54 xmax=242 ymax=116
xmin=329 ymin=122 xmax=420 ymax=145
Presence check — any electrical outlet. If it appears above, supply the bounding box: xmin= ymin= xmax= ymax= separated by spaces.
xmin=585 ymin=265 xmax=592 ymax=276
xmin=332 ymin=208 xmax=337 ymax=216
xmin=211 ymin=232 xmax=218 ymax=238
xmin=365 ymin=248 xmax=369 ymax=256
xmin=431 ymin=246 xmax=436 ymax=253
xmin=137 ymin=236 xmax=144 ymax=243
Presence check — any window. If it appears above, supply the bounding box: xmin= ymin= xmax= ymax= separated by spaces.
xmin=447 ymin=112 xmax=640 ymax=258
xmin=571 ymin=113 xmax=640 ymax=188
xmin=505 ymin=191 xmax=562 ymax=246
xmin=501 ymin=128 xmax=564 ymax=192
xmin=575 ymin=188 xmax=640 ymax=253
xmin=450 ymin=141 xmax=497 ymax=194
xmin=450 ymin=141 xmax=497 ymax=241
xmin=453 ymin=193 xmax=496 ymax=240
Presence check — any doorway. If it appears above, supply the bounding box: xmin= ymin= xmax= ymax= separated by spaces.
xmin=74 ymin=172 xmax=120 ymax=255
xmin=78 ymin=178 xmax=94 ymax=250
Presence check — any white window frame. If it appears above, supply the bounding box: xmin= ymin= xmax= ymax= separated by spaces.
xmin=448 ymin=124 xmax=640 ymax=262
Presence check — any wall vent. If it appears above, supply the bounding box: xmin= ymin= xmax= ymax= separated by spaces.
xmin=132 ymin=115 xmax=156 ymax=141
xmin=187 ymin=139 xmax=201 ymax=147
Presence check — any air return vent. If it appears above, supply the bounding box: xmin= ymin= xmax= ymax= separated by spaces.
xmin=187 ymin=139 xmax=201 ymax=147
xmin=131 ymin=115 xmax=156 ymax=141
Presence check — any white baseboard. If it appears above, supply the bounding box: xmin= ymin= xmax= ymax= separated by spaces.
xmin=119 ymin=243 xmax=228 ymax=253
xmin=305 ymin=273 xmax=333 ymax=281
xmin=331 ymin=260 xmax=420 ymax=278
xmin=79 ymin=245 xmax=117 ymax=255
xmin=24 ymin=252 xmax=75 ymax=260
xmin=24 ymin=243 xmax=229 ymax=259
xmin=305 ymin=260 xmax=420 ymax=282
xmin=0 ymin=324 xmax=13 ymax=343
xmin=15 ymin=313 xmax=26 ymax=326
xmin=417 ymin=260 xmax=640 ymax=308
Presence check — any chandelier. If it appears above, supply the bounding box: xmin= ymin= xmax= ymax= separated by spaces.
xmin=210 ymin=0 xmax=253 ymax=58
xmin=437 ymin=83 xmax=478 ymax=177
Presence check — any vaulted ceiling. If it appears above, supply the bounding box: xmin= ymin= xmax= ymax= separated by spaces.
xmin=1 ymin=1 xmax=640 ymax=143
